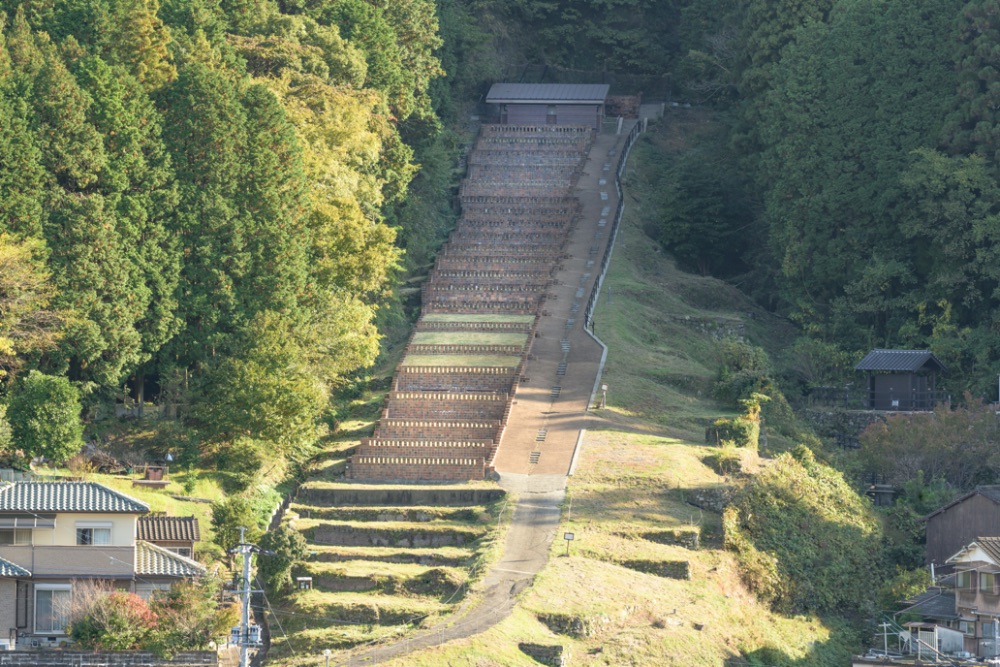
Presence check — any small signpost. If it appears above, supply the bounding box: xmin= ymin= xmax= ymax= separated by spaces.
xmin=564 ymin=532 xmax=575 ymax=557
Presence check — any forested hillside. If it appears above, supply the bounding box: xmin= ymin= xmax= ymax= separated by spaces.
xmin=656 ymin=0 xmax=1000 ymax=398
xmin=0 ymin=0 xmax=469 ymax=476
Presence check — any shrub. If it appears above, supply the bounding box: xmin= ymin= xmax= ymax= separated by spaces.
xmin=148 ymin=578 xmax=239 ymax=657
xmin=714 ymin=339 xmax=770 ymax=405
xmin=68 ymin=586 xmax=157 ymax=650
xmin=708 ymin=417 xmax=759 ymax=449
xmin=258 ymin=525 xmax=309 ymax=596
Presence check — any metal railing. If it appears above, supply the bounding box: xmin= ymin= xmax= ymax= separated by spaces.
xmin=584 ymin=120 xmax=643 ymax=331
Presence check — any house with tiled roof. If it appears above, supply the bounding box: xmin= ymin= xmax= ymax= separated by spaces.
xmin=138 ymin=514 xmax=200 ymax=558
xmin=0 ymin=481 xmax=206 ymax=650
xmin=945 ymin=536 xmax=1000 ymax=658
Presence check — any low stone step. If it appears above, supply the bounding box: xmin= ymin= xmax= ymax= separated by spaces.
xmin=302 ymin=520 xmax=488 ymax=548
xmin=290 ymin=504 xmax=489 ymax=523
xmin=307 ymin=545 xmax=474 ymax=567
xmin=297 ymin=483 xmax=505 ymax=507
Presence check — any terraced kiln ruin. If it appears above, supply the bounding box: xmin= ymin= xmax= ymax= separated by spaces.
xmin=347 ymin=125 xmax=594 ymax=481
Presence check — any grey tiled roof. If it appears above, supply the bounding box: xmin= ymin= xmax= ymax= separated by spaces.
xmin=899 ymin=588 xmax=957 ymax=620
xmin=486 ymin=83 xmax=611 ymax=104
xmin=0 ymin=482 xmax=149 ymax=513
xmin=0 ymin=555 xmax=30 ymax=578
xmin=138 ymin=515 xmax=201 ymax=542
xmin=135 ymin=541 xmax=206 ymax=578
xmin=855 ymin=349 xmax=947 ymax=372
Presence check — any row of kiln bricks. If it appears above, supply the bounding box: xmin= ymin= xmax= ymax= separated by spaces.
xmin=347 ymin=126 xmax=594 ymax=479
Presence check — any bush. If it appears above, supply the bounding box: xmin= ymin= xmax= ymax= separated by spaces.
xmin=258 ymin=525 xmax=309 ymax=596
xmin=69 ymin=586 xmax=157 ymax=650
xmin=708 ymin=417 xmax=759 ymax=449
xmin=715 ymin=339 xmax=770 ymax=405
xmin=148 ymin=578 xmax=239 ymax=657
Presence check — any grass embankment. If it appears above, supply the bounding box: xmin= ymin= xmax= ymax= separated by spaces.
xmin=364 ymin=115 xmax=858 ymax=666
xmin=401 ymin=354 xmax=521 ymax=368
xmin=411 ymin=332 xmax=528 ymax=346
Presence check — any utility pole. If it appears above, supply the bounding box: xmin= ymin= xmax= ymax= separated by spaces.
xmin=231 ymin=527 xmax=275 ymax=667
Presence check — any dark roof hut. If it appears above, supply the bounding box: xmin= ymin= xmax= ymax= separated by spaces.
xmin=486 ymin=83 xmax=610 ymax=130
xmin=854 ymin=349 xmax=947 ymax=411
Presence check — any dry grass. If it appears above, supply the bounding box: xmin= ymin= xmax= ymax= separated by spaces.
xmin=411 ymin=332 xmax=529 ymax=346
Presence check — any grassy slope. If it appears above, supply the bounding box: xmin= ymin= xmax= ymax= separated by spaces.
xmin=365 ymin=116 xmax=858 ymax=666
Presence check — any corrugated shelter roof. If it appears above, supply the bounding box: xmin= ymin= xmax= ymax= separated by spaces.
xmin=855 ymin=349 xmax=947 ymax=373
xmin=135 ymin=541 xmax=206 ymax=578
xmin=898 ymin=588 xmax=957 ymax=620
xmin=0 ymin=482 xmax=148 ymax=513
xmin=922 ymin=486 xmax=1000 ymax=521
xmin=138 ymin=515 xmax=200 ymax=543
xmin=486 ymin=83 xmax=610 ymax=104
xmin=0 ymin=555 xmax=30 ymax=578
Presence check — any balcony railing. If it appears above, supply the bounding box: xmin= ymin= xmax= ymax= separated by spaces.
xmin=0 ymin=545 xmax=135 ymax=577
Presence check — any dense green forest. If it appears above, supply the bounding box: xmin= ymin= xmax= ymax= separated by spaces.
xmin=0 ymin=0 xmax=478 ymax=477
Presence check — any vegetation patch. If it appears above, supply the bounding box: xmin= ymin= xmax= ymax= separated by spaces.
xmin=723 ymin=446 xmax=884 ymax=616
xmin=292 ymin=504 xmax=486 ymax=523
xmin=307 ymin=545 xmax=474 ymax=567
xmin=411 ymin=332 xmax=529 ymax=346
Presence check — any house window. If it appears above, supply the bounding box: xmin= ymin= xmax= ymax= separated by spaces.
xmin=166 ymin=547 xmax=192 ymax=559
xmin=35 ymin=585 xmax=71 ymax=634
xmin=0 ymin=528 xmax=31 ymax=545
xmin=75 ymin=522 xmax=112 ymax=545
xmin=982 ymin=572 xmax=998 ymax=594
xmin=957 ymin=570 xmax=973 ymax=590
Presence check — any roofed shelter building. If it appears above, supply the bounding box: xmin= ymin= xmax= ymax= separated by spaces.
xmin=855 ymin=349 xmax=947 ymax=411
xmin=486 ymin=83 xmax=610 ymax=130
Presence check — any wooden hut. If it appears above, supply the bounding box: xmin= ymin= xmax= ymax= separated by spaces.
xmin=486 ymin=83 xmax=610 ymax=129
xmin=854 ymin=349 xmax=946 ymax=411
